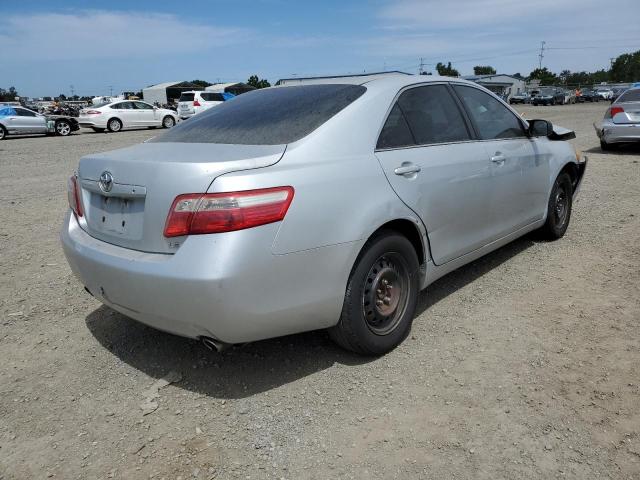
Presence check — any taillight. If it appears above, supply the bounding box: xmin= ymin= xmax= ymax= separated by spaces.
xmin=610 ymin=106 xmax=624 ymax=118
xmin=67 ymin=175 xmax=83 ymax=218
xmin=193 ymin=100 xmax=201 ymax=107
xmin=164 ymin=187 xmax=294 ymax=237
xmin=84 ymin=110 xmax=102 ymax=115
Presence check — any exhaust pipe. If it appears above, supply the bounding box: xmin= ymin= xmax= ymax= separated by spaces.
xmin=200 ymin=336 xmax=230 ymax=353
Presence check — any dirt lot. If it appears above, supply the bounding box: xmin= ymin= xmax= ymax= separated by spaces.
xmin=1 ymin=102 xmax=639 ymax=480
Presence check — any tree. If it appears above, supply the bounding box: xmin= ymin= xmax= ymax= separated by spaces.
xmin=57 ymin=94 xmax=67 ymax=101
xmin=528 ymin=67 xmax=557 ymax=86
xmin=435 ymin=62 xmax=459 ymax=77
xmin=247 ymin=75 xmax=271 ymax=89
xmin=609 ymin=50 xmax=640 ymax=83
xmin=473 ymin=65 xmax=496 ymax=75
xmin=191 ymin=79 xmax=213 ymax=88
xmin=0 ymin=86 xmax=19 ymax=101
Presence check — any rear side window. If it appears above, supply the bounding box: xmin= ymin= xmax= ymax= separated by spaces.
xmin=617 ymin=89 xmax=640 ymax=102
xmin=153 ymin=84 xmax=366 ymax=145
xmin=397 ymin=85 xmax=471 ymax=145
xmin=179 ymin=93 xmax=195 ymax=102
xmin=377 ymin=104 xmax=415 ymax=149
xmin=112 ymin=102 xmax=132 ymax=110
xmin=200 ymin=92 xmax=225 ymax=102
xmin=453 ymin=85 xmax=526 ymax=140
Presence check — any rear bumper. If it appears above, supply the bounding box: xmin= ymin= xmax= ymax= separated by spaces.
xmin=594 ymin=121 xmax=640 ymax=144
xmin=61 ymin=212 xmax=357 ymax=344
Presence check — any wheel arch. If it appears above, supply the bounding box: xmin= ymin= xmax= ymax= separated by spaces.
xmin=369 ymin=219 xmax=426 ymax=267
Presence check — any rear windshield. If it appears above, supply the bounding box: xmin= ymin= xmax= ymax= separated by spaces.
xmin=153 ymin=84 xmax=366 ymax=145
xmin=617 ymin=89 xmax=640 ymax=102
xmin=179 ymin=93 xmax=195 ymax=102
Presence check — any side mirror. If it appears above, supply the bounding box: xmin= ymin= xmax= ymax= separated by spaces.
xmin=528 ymin=119 xmax=553 ymax=137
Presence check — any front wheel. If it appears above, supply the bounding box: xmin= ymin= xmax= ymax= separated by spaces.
xmin=55 ymin=120 xmax=72 ymax=136
xmin=162 ymin=116 xmax=175 ymax=128
xmin=0 ymin=125 xmax=6 ymax=140
xmin=539 ymin=172 xmax=573 ymax=240
xmin=329 ymin=231 xmax=419 ymax=355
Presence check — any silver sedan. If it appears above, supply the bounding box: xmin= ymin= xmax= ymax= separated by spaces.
xmin=61 ymin=75 xmax=587 ymax=355
xmin=594 ymin=87 xmax=640 ymax=150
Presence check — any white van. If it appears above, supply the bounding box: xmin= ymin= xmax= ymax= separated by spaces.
xmin=177 ymin=91 xmax=233 ymax=119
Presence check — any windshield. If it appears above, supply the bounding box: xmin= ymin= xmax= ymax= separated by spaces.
xmin=153 ymin=84 xmax=367 ymax=145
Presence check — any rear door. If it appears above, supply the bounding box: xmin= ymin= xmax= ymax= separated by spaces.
xmin=111 ymin=102 xmax=135 ymax=128
xmin=452 ymin=84 xmax=549 ymax=238
xmin=375 ymin=83 xmax=494 ymax=265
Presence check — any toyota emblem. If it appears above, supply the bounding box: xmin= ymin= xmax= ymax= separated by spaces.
xmin=99 ymin=171 xmax=113 ymax=192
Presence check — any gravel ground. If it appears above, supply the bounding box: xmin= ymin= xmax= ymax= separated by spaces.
xmin=1 ymin=103 xmax=639 ymax=480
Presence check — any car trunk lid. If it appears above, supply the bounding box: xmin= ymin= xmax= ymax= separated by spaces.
xmin=76 ymin=142 xmax=286 ymax=253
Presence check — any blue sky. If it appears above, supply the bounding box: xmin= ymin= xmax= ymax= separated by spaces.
xmin=1 ymin=0 xmax=639 ymax=97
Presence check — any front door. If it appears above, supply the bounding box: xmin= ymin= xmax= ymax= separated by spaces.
xmin=452 ymin=84 xmax=550 ymax=238
xmin=133 ymin=101 xmax=156 ymax=126
xmin=375 ymin=84 xmax=494 ymax=265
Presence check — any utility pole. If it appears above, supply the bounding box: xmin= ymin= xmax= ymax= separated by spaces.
xmin=538 ymin=41 xmax=546 ymax=70
xmin=108 ymin=85 xmax=113 ymax=96
xmin=609 ymin=57 xmax=615 ymax=69
xmin=70 ymin=85 xmax=75 ymax=97
xmin=418 ymin=57 xmax=425 ymax=75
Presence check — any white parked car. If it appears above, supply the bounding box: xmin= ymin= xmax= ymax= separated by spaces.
xmin=177 ymin=91 xmax=233 ymax=120
xmin=595 ymin=89 xmax=613 ymax=100
xmin=78 ymin=100 xmax=178 ymax=133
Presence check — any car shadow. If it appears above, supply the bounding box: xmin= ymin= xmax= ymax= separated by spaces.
xmin=584 ymin=144 xmax=640 ymax=155
xmin=85 ymin=235 xmax=535 ymax=399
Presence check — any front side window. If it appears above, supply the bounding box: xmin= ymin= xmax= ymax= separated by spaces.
xmin=453 ymin=85 xmax=526 ymax=140
xmin=16 ymin=108 xmax=37 ymax=117
xmin=134 ymin=101 xmax=153 ymax=110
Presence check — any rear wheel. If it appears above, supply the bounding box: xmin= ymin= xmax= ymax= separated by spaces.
xmin=107 ymin=118 xmax=122 ymax=132
xmin=600 ymin=139 xmax=614 ymax=151
xmin=55 ymin=119 xmax=72 ymax=136
xmin=329 ymin=231 xmax=419 ymax=355
xmin=162 ymin=116 xmax=175 ymax=128
xmin=539 ymin=172 xmax=573 ymax=240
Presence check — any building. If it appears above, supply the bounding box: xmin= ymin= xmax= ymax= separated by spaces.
xmin=462 ymin=74 xmax=527 ymax=101
xmin=276 ymin=71 xmax=410 ymax=86
xmin=142 ymin=81 xmax=203 ymax=105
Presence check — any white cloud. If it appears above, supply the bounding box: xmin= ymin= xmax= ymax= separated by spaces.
xmin=0 ymin=11 xmax=250 ymax=61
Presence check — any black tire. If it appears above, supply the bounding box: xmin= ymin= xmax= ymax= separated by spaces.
xmin=55 ymin=120 xmax=72 ymax=136
xmin=162 ymin=116 xmax=175 ymax=128
xmin=91 ymin=127 xmax=105 ymax=133
xmin=0 ymin=125 xmax=6 ymax=140
xmin=328 ymin=231 xmax=419 ymax=355
xmin=107 ymin=118 xmax=122 ymax=132
xmin=539 ymin=172 xmax=573 ymax=240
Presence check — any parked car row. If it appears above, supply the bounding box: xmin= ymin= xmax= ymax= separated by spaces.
xmin=509 ymin=86 xmax=629 ymax=106
xmin=0 ymin=100 xmax=180 ymax=140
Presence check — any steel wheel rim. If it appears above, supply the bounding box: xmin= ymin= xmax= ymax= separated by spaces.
xmin=554 ymin=184 xmax=568 ymax=227
xmin=362 ymin=252 xmax=410 ymax=336
xmin=56 ymin=123 xmax=70 ymax=135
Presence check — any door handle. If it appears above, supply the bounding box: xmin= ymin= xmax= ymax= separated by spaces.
xmin=394 ymin=164 xmax=421 ymax=176
xmin=491 ymin=154 xmax=506 ymax=164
